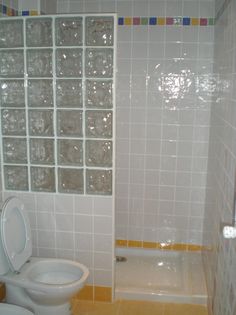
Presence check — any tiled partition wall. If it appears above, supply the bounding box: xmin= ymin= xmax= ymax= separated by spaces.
xmin=203 ymin=0 xmax=236 ymax=314
xmin=0 ymin=15 xmax=116 ymax=299
xmin=56 ymin=0 xmax=215 ymax=247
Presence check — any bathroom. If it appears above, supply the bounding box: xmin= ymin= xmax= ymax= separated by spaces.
xmin=0 ymin=0 xmax=235 ymax=314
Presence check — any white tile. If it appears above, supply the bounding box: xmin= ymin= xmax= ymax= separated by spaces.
xmin=55 ymin=194 xmax=73 ymax=213
xmin=75 ymin=215 xmax=93 ymax=233
xmin=37 ymin=230 xmax=55 ymax=248
xmin=94 ymin=216 xmax=112 ymax=234
xmin=55 ymin=214 xmax=74 ymax=231
xmin=56 ymin=232 xmax=74 ymax=249
xmin=37 ymin=212 xmax=55 ymax=230
xmin=94 ymin=252 xmax=113 ymax=270
xmin=75 ymin=233 xmax=93 ymax=251
xmin=36 ymin=194 xmax=54 ymax=212
xmin=94 ymin=234 xmax=112 ymax=252
xmin=93 ymin=197 xmax=113 ymax=216
xmin=94 ymin=269 xmax=112 ymax=286
xmin=74 ymin=196 xmax=93 ymax=215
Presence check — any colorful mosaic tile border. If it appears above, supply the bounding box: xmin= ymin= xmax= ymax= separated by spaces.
xmin=118 ymin=16 xmax=215 ymax=26
xmin=0 ymin=4 xmax=39 ymax=16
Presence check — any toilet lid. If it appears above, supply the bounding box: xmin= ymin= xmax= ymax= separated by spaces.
xmin=1 ymin=197 xmax=32 ymax=272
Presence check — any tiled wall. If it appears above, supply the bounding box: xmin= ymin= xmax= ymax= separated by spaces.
xmin=2 ymin=191 xmax=114 ymax=289
xmin=115 ymin=6 xmax=214 ymax=247
xmin=0 ymin=11 xmax=116 ymax=293
xmin=57 ymin=0 xmax=214 ymax=248
xmin=114 ymin=0 xmax=214 ymax=247
xmin=203 ymin=0 xmax=236 ymax=314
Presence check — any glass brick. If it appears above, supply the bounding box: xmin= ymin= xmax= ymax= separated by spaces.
xmin=30 ymin=138 xmax=54 ymax=165
xmin=56 ymin=79 xmax=82 ymax=108
xmin=57 ymin=110 xmax=83 ymax=137
xmin=31 ymin=167 xmax=55 ymax=192
xmin=28 ymin=79 xmax=53 ymax=107
xmin=86 ymin=169 xmax=112 ymax=195
xmin=56 ymin=48 xmax=82 ymax=77
xmin=4 ymin=165 xmax=28 ymax=191
xmin=0 ymin=80 xmax=25 ymax=107
xmin=58 ymin=168 xmax=84 ymax=194
xmin=85 ymin=80 xmax=113 ymax=108
xmin=85 ymin=48 xmax=113 ymax=78
xmin=1 ymin=109 xmax=26 ymax=136
xmin=86 ymin=140 xmax=112 ymax=167
xmin=55 ymin=17 xmax=83 ymax=46
xmin=29 ymin=110 xmax=54 ymax=136
xmin=86 ymin=110 xmax=112 ymax=138
xmin=58 ymin=139 xmax=83 ymax=166
xmin=3 ymin=138 xmax=27 ymax=164
xmin=0 ymin=20 xmax=23 ymax=48
xmin=26 ymin=18 xmax=52 ymax=47
xmin=0 ymin=50 xmax=24 ymax=77
xmin=86 ymin=16 xmax=113 ymax=46
xmin=27 ymin=49 xmax=53 ymax=77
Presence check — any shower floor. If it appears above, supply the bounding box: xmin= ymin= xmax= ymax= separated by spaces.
xmin=115 ymin=248 xmax=207 ymax=305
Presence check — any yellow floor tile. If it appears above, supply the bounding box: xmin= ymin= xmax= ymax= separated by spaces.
xmin=72 ymin=300 xmax=208 ymax=315
xmin=72 ymin=300 xmax=119 ymax=315
xmin=118 ymin=300 xmax=165 ymax=315
xmin=164 ymin=303 xmax=208 ymax=315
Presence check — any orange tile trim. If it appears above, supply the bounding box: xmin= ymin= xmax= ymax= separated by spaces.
xmin=0 ymin=283 xmax=6 ymax=301
xmin=75 ymin=285 xmax=112 ymax=302
xmin=116 ymin=239 xmax=205 ymax=251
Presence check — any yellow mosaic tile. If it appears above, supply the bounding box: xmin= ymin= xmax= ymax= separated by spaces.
xmin=187 ymin=244 xmax=203 ymax=251
xmin=191 ymin=18 xmax=199 ymax=25
xmin=158 ymin=17 xmax=165 ymax=25
xmin=75 ymin=285 xmax=93 ymax=301
xmin=127 ymin=240 xmax=142 ymax=248
xmin=143 ymin=241 xmax=157 ymax=249
xmin=116 ymin=240 xmax=128 ymax=247
xmin=124 ymin=17 xmax=132 ymax=25
xmin=94 ymin=287 xmax=112 ymax=302
xmin=172 ymin=243 xmax=188 ymax=251
xmin=30 ymin=10 xmax=39 ymax=15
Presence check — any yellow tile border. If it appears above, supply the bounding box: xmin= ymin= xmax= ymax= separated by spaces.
xmin=116 ymin=239 xmax=205 ymax=252
xmin=74 ymin=285 xmax=112 ymax=302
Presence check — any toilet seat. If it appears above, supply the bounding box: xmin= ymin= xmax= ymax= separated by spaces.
xmin=1 ymin=197 xmax=32 ymax=272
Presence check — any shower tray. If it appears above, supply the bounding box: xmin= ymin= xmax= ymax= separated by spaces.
xmin=115 ymin=247 xmax=207 ymax=305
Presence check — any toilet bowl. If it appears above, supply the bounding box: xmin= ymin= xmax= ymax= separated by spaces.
xmin=0 ymin=197 xmax=89 ymax=315
xmin=0 ymin=303 xmax=34 ymax=315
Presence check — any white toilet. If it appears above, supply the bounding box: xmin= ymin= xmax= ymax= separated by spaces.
xmin=0 ymin=303 xmax=34 ymax=315
xmin=0 ymin=197 xmax=89 ymax=315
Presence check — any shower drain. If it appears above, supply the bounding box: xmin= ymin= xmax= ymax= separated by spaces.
xmin=116 ymin=256 xmax=127 ymax=262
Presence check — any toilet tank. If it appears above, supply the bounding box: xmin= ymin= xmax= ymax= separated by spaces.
xmin=0 ymin=228 xmax=10 ymax=275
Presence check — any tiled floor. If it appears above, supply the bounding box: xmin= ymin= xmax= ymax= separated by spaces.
xmin=72 ymin=300 xmax=208 ymax=315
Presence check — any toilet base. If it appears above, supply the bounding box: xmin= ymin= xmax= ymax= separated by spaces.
xmin=6 ymin=284 xmax=72 ymax=315
xmin=33 ymin=303 xmax=71 ymax=315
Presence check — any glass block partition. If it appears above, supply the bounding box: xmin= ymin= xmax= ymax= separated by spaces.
xmin=0 ymin=15 xmax=116 ymax=195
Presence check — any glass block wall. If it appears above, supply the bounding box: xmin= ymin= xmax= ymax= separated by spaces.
xmin=0 ymin=15 xmax=116 ymax=195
